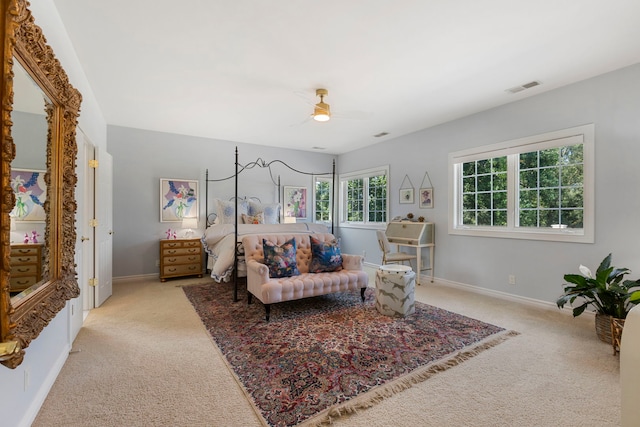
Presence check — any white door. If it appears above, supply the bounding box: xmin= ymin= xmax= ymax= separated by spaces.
xmin=70 ymin=130 xmax=95 ymax=340
xmin=94 ymin=147 xmax=113 ymax=307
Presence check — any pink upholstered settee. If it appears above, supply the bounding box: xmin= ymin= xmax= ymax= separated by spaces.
xmin=242 ymin=233 xmax=369 ymax=321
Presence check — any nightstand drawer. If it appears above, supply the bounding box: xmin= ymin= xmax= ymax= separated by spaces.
xmin=162 ymin=263 xmax=202 ymax=277
xmin=163 ymin=254 xmax=201 ymax=265
xmin=162 ymin=246 xmax=201 ymax=257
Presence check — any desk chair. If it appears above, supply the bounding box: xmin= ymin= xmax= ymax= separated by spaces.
xmin=376 ymin=230 xmax=416 ymax=267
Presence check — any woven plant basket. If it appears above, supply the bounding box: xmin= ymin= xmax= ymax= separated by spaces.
xmin=595 ymin=313 xmax=615 ymax=344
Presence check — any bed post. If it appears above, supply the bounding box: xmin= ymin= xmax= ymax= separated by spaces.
xmin=233 ymin=147 xmax=239 ymax=302
xmin=331 ymin=159 xmax=336 ymax=234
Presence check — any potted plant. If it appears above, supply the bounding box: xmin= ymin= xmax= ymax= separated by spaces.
xmin=557 ymin=253 xmax=640 ymax=344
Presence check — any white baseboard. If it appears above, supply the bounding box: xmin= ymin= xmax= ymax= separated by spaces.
xmin=20 ymin=344 xmax=71 ymax=427
xmin=113 ymin=273 xmax=158 ymax=283
xmin=365 ymin=262 xmax=576 ymax=315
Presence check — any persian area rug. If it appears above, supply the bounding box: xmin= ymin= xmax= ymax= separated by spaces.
xmin=183 ymin=281 xmax=517 ymax=427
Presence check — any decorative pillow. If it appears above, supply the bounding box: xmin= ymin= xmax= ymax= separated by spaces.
xmin=248 ymin=201 xmax=281 ymax=224
xmin=242 ymin=212 xmax=264 ymax=224
xmin=215 ymin=198 xmax=248 ymax=224
xmin=309 ymin=237 xmax=343 ymax=273
xmin=262 ymin=238 xmax=299 ymax=278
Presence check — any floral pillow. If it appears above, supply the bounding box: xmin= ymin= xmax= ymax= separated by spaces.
xmin=215 ymin=198 xmax=248 ymax=224
xmin=242 ymin=212 xmax=264 ymax=224
xmin=263 ymin=238 xmax=300 ymax=278
xmin=309 ymin=237 xmax=343 ymax=273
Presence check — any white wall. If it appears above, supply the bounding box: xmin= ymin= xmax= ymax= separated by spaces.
xmin=339 ymin=62 xmax=640 ymax=304
xmin=107 ymin=125 xmax=337 ymax=278
xmin=0 ymin=1 xmax=108 ymax=425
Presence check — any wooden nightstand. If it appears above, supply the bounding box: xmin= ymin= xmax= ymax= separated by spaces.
xmin=10 ymin=243 xmax=43 ymax=292
xmin=159 ymin=238 xmax=203 ymax=281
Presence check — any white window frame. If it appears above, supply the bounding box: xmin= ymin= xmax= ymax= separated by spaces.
xmin=312 ymin=176 xmax=333 ymax=225
xmin=339 ymin=165 xmax=390 ymax=229
xmin=448 ymin=124 xmax=594 ymax=243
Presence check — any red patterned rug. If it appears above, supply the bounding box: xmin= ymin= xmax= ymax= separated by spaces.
xmin=182 ymin=281 xmax=517 ymax=427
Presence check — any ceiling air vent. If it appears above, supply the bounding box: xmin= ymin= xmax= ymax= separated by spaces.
xmin=506 ymin=81 xmax=541 ymax=94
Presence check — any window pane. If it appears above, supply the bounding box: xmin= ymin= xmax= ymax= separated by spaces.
xmin=519 ymin=209 xmax=537 ymax=227
xmin=539 ymin=148 xmax=560 ymax=167
xmin=463 ymin=176 xmax=476 ymax=192
xmin=540 ymin=209 xmax=560 ymax=227
xmin=477 ymin=175 xmax=491 ymax=192
xmin=477 ymin=210 xmax=491 ymax=225
xmin=520 ymin=151 xmax=538 ymax=169
xmin=477 ymin=159 xmax=491 ymax=174
xmin=493 ymin=191 xmax=507 ymax=209
xmin=493 ymin=172 xmax=507 ymax=191
xmin=539 ymin=167 xmax=559 ymax=188
xmin=562 ymin=209 xmax=583 ymax=228
xmin=539 ymin=188 xmax=559 ymax=209
xmin=492 ymin=157 xmax=507 ymax=172
xmin=463 ymin=162 xmax=475 ymax=176
xmin=561 ymin=187 xmax=583 ymax=208
xmin=519 ymin=169 xmax=538 ymax=189
xmin=493 ymin=210 xmax=507 ymax=226
xmin=561 ymin=164 xmax=583 ymax=186
xmin=519 ymin=189 xmax=538 ymax=209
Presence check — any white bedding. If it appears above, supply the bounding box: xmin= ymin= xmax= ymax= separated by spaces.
xmin=201 ymin=223 xmax=330 ymax=282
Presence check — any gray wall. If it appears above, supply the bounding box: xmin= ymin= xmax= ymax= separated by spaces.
xmin=108 ymin=126 xmax=336 ymax=277
xmin=339 ymin=62 xmax=640 ymax=304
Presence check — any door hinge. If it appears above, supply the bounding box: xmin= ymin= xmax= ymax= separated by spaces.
xmin=89 ymin=219 xmax=98 ymax=227
xmin=89 ymin=159 xmax=99 ymax=168
xmin=89 ymin=278 xmax=98 ymax=287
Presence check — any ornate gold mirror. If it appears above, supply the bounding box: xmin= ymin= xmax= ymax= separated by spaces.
xmin=0 ymin=0 xmax=82 ymax=368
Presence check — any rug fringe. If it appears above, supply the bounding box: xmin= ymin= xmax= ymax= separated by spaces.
xmin=300 ymin=329 xmax=520 ymax=427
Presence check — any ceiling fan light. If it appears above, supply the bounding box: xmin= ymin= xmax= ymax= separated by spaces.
xmin=313 ymin=102 xmax=331 ymax=121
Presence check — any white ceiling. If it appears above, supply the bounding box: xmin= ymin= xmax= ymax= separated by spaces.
xmin=51 ymin=0 xmax=640 ymax=154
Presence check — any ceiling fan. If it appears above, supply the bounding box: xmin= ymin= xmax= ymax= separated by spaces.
xmin=293 ymin=88 xmax=370 ymax=125
xmin=312 ymin=88 xmax=331 ymax=122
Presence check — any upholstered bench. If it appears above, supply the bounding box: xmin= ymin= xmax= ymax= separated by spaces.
xmin=242 ymin=233 xmax=369 ymax=321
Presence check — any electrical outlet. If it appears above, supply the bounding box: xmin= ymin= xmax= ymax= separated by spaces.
xmin=155 ymin=259 xmax=160 ymax=267
xmin=362 ymin=250 xmax=366 ymax=259
xmin=508 ymin=275 xmax=516 ymax=285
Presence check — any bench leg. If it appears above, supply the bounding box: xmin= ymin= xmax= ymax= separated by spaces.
xmin=248 ymin=292 xmax=253 ymax=305
xmin=360 ymin=287 xmax=366 ymax=302
xmin=264 ymin=304 xmax=271 ymax=322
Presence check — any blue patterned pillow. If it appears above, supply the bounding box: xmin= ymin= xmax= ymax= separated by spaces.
xmin=309 ymin=237 xmax=343 ymax=273
xmin=215 ymin=199 xmax=248 ymax=224
xmin=262 ymin=238 xmax=299 ymax=278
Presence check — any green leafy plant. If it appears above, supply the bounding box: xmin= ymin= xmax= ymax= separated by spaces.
xmin=557 ymin=253 xmax=640 ymax=319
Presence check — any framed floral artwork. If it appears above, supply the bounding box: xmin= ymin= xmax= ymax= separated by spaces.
xmin=160 ymin=178 xmax=198 ymax=222
xmin=283 ymin=186 xmax=307 ymax=219
xmin=419 ymin=187 xmax=433 ymax=209
xmin=10 ymin=168 xmax=46 ymax=221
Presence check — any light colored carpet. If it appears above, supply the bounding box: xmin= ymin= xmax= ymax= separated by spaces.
xmin=33 ymin=269 xmax=620 ymax=427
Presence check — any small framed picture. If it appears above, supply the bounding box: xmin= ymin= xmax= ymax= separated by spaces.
xmin=160 ymin=178 xmax=199 ymax=222
xmin=10 ymin=168 xmax=47 ymax=221
xmin=399 ymin=188 xmax=414 ymax=204
xmin=419 ymin=187 xmax=433 ymax=209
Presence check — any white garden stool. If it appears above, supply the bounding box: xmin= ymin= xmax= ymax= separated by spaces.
xmin=375 ymin=264 xmax=416 ymax=317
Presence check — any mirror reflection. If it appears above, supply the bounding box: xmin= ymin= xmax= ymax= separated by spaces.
xmin=9 ymin=60 xmax=50 ymax=302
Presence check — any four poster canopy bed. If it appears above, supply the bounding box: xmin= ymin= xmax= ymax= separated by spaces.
xmin=201 ymin=148 xmax=368 ymax=310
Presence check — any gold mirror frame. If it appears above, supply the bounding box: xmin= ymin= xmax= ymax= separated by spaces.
xmin=0 ymin=0 xmax=81 ymax=368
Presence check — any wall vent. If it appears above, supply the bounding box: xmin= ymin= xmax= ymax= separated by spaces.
xmin=506 ymin=80 xmax=541 ymax=94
